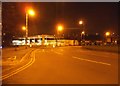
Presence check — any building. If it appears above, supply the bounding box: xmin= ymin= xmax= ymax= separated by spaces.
xmin=12 ymin=34 xmax=79 ymax=47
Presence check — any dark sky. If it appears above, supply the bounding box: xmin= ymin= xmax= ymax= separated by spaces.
xmin=2 ymin=2 xmax=118 ymax=37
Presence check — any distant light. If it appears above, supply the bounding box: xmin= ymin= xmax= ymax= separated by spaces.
xmin=79 ymin=20 xmax=83 ymax=25
xmin=0 ymin=46 xmax=2 ymax=48
xmin=81 ymin=31 xmax=85 ymax=34
xmin=115 ymin=40 xmax=117 ymax=43
xmin=32 ymin=40 xmax=35 ymax=42
xmin=96 ymin=33 xmax=99 ymax=35
xmin=53 ymin=45 xmax=55 ymax=48
xmin=38 ymin=35 xmax=41 ymax=38
xmin=3 ymin=33 xmax=6 ymax=36
xmin=22 ymin=26 xmax=26 ymax=30
xmin=30 ymin=44 xmax=32 ymax=47
xmin=105 ymin=32 xmax=110 ymax=36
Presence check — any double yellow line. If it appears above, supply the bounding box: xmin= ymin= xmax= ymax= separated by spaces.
xmin=0 ymin=49 xmax=37 ymax=81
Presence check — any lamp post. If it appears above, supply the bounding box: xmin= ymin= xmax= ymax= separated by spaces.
xmin=25 ymin=13 xmax=28 ymax=46
xmin=105 ymin=31 xmax=111 ymax=45
xmin=81 ymin=31 xmax=85 ymax=44
xmin=25 ymin=9 xmax=35 ymax=47
xmin=57 ymin=25 xmax=63 ymax=35
xmin=56 ymin=24 xmax=63 ymax=46
xmin=79 ymin=20 xmax=85 ymax=45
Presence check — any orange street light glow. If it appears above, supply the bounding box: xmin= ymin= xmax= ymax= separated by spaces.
xmin=105 ymin=32 xmax=110 ymax=36
xmin=58 ymin=25 xmax=63 ymax=32
xmin=22 ymin=26 xmax=26 ymax=30
xmin=79 ymin=20 xmax=83 ymax=25
xmin=27 ymin=9 xmax=35 ymax=16
xmin=81 ymin=31 xmax=85 ymax=34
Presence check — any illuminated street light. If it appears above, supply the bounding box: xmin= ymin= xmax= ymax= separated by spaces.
xmin=81 ymin=31 xmax=85 ymax=34
xmin=22 ymin=26 xmax=26 ymax=31
xmin=81 ymin=31 xmax=85 ymax=44
xmin=79 ymin=20 xmax=83 ymax=25
xmin=105 ymin=32 xmax=110 ymax=36
xmin=56 ymin=24 xmax=64 ymax=46
xmin=25 ymin=8 xmax=35 ymax=46
xmin=27 ymin=9 xmax=35 ymax=16
xmin=105 ymin=32 xmax=112 ymax=45
xmin=79 ymin=20 xmax=85 ymax=45
xmin=96 ymin=33 xmax=99 ymax=35
xmin=57 ymin=24 xmax=64 ymax=36
xmin=57 ymin=25 xmax=63 ymax=32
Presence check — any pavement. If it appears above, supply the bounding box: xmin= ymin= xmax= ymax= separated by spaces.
xmin=1 ymin=46 xmax=118 ymax=84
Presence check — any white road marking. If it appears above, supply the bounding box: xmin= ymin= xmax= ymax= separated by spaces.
xmin=53 ymin=51 xmax=63 ymax=55
xmin=72 ymin=56 xmax=111 ymax=66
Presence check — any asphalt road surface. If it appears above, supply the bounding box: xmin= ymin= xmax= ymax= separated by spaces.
xmin=2 ymin=46 xmax=118 ymax=84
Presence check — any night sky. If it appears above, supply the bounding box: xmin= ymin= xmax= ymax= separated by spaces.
xmin=2 ymin=2 xmax=118 ymax=37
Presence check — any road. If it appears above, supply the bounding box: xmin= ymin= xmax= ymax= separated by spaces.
xmin=2 ymin=46 xmax=118 ymax=84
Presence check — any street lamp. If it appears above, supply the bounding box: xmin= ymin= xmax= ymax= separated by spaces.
xmin=81 ymin=31 xmax=85 ymax=44
xmin=81 ymin=31 xmax=85 ymax=35
xmin=22 ymin=26 xmax=26 ymax=31
xmin=79 ymin=20 xmax=85 ymax=45
xmin=25 ymin=9 xmax=35 ymax=46
xmin=57 ymin=25 xmax=63 ymax=33
xmin=105 ymin=31 xmax=111 ymax=45
xmin=105 ymin=32 xmax=110 ymax=37
xmin=56 ymin=24 xmax=63 ymax=46
xmin=27 ymin=10 xmax=35 ymax=16
xmin=79 ymin=20 xmax=83 ymax=25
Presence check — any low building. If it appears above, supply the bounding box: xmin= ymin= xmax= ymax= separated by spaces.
xmin=12 ymin=34 xmax=79 ymax=47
